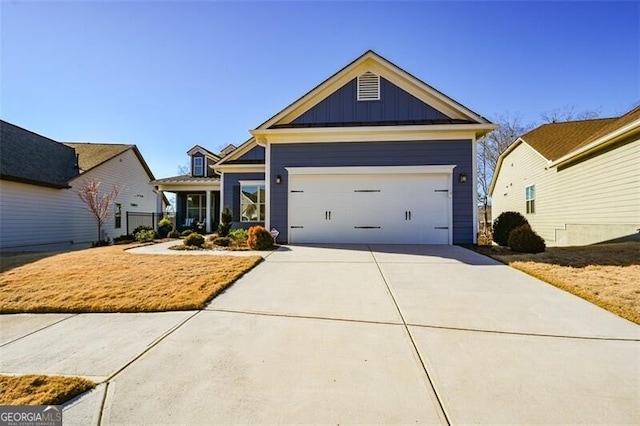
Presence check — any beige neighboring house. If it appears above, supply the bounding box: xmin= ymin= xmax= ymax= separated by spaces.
xmin=0 ymin=120 xmax=163 ymax=251
xmin=489 ymin=107 xmax=640 ymax=246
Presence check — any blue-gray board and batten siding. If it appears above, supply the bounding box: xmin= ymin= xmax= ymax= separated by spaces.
xmin=269 ymin=140 xmax=473 ymax=244
xmin=289 ymin=78 xmax=450 ymax=125
xmin=223 ymin=172 xmax=266 ymax=230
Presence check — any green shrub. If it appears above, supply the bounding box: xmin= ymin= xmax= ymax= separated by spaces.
xmin=181 ymin=229 xmax=194 ymax=237
xmin=214 ymin=237 xmax=231 ymax=247
xmin=492 ymin=211 xmax=529 ymax=246
xmin=229 ymin=228 xmax=248 ymax=240
xmin=133 ymin=225 xmax=153 ymax=236
xmin=247 ymin=226 xmax=274 ymax=250
xmin=218 ymin=207 xmax=232 ymax=237
xmin=508 ymin=224 xmax=546 ymax=253
xmin=184 ymin=232 xmax=205 ymax=247
xmin=168 ymin=230 xmax=180 ymax=238
xmin=135 ymin=229 xmax=156 ymax=243
xmin=158 ymin=217 xmax=172 ymax=227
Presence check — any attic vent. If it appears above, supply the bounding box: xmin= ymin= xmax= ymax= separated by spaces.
xmin=357 ymin=72 xmax=380 ymax=101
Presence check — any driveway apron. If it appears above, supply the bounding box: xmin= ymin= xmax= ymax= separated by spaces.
xmin=1 ymin=245 xmax=637 ymax=424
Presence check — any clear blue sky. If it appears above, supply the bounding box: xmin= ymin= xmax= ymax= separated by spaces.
xmin=2 ymin=1 xmax=638 ymax=179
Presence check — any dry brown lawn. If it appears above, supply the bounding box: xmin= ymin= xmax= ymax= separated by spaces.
xmin=471 ymin=242 xmax=640 ymax=324
xmin=0 ymin=375 xmax=94 ymax=405
xmin=0 ymin=244 xmax=262 ymax=313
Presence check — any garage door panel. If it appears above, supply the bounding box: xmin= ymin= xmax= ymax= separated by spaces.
xmin=288 ymin=172 xmax=451 ymax=244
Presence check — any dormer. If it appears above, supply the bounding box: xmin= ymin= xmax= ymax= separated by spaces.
xmin=186 ymin=145 xmax=221 ymax=177
xmin=220 ymin=144 xmax=238 ymax=157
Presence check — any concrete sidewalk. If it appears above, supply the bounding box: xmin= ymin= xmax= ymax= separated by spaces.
xmin=1 ymin=244 xmax=638 ymax=424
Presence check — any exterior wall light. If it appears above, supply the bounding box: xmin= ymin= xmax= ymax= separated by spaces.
xmin=459 ymin=173 xmax=467 ymax=183
xmin=276 ymin=175 xmax=282 ymax=184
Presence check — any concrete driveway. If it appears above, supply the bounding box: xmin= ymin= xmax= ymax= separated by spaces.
xmin=1 ymin=245 xmax=638 ymax=424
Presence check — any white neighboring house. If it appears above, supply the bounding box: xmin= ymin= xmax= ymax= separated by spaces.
xmin=0 ymin=120 xmax=163 ymax=251
xmin=489 ymin=107 xmax=640 ymax=246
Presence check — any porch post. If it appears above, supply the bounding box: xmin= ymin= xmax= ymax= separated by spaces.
xmin=156 ymin=189 xmax=164 ymax=215
xmin=205 ymin=190 xmax=212 ymax=233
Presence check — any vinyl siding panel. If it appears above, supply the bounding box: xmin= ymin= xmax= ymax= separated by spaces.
xmin=270 ymin=140 xmax=473 ymax=244
xmin=491 ymin=137 xmax=640 ymax=245
xmin=0 ymin=149 xmax=159 ymax=251
xmin=290 ymin=78 xmax=450 ymax=125
xmin=235 ymin=146 xmax=265 ymax=162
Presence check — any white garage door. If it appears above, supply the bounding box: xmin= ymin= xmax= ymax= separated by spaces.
xmin=287 ymin=166 xmax=453 ymax=244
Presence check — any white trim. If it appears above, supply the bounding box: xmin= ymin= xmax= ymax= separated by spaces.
xmin=193 ymin=156 xmax=204 ymax=177
xmin=265 ymin=142 xmax=271 ymax=231
xmin=448 ymin=174 xmax=453 ymax=245
xmin=219 ymin=173 xmax=225 ymax=223
xmin=471 ymin=135 xmax=478 ymax=244
xmin=205 ymin=190 xmax=212 ymax=233
xmin=252 ymin=124 xmax=495 ymax=144
xmin=157 ymin=184 xmax=220 ymax=192
xmin=213 ymin=164 xmax=265 ymax=173
xmin=239 ymin=181 xmax=266 ymax=223
xmin=285 ymin=165 xmax=456 ymax=176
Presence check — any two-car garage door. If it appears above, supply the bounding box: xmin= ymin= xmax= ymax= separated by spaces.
xmin=287 ymin=166 xmax=453 ymax=244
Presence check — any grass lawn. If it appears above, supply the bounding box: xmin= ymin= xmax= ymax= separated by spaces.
xmin=0 ymin=244 xmax=262 ymax=313
xmin=469 ymin=242 xmax=640 ymax=325
xmin=0 ymin=375 xmax=94 ymax=405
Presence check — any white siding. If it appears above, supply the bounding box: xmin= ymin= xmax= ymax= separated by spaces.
xmin=492 ymin=137 xmax=640 ymax=245
xmin=0 ymin=149 xmax=158 ymax=251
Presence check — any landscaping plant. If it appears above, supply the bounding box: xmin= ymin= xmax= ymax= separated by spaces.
xmin=184 ymin=232 xmax=205 ymax=247
xmin=218 ymin=207 xmax=233 ymax=237
xmin=76 ymin=179 xmax=121 ymax=242
xmin=213 ymin=237 xmax=231 ymax=247
xmin=247 ymin=226 xmax=274 ymax=250
xmin=492 ymin=211 xmax=529 ymax=246
xmin=507 ymin=224 xmax=546 ymax=253
xmin=135 ymin=229 xmax=156 ymax=243
xmin=168 ymin=230 xmax=180 ymax=238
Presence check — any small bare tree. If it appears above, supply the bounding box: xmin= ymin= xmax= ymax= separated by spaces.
xmin=540 ymin=105 xmax=600 ymax=123
xmin=77 ymin=179 xmax=121 ymax=241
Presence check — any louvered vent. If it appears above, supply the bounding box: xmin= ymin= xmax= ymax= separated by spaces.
xmin=357 ymin=72 xmax=380 ymax=101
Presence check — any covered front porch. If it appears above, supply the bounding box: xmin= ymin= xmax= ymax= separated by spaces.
xmin=153 ymin=176 xmax=221 ymax=233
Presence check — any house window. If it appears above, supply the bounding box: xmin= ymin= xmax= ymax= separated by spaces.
xmin=357 ymin=72 xmax=380 ymax=101
xmin=193 ymin=157 xmax=204 ymax=176
xmin=526 ymin=185 xmax=535 ymax=214
xmin=186 ymin=194 xmax=206 ymax=222
xmin=115 ymin=203 xmax=122 ymax=228
xmin=240 ymin=181 xmax=265 ymax=222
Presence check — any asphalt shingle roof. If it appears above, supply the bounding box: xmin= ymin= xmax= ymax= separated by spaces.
xmin=521 ymin=106 xmax=640 ymax=161
xmin=0 ymin=120 xmax=79 ymax=188
xmin=64 ymin=143 xmax=134 ymax=173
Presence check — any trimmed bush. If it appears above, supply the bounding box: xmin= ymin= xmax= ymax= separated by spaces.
xmin=113 ymin=234 xmax=135 ymax=244
xmin=508 ymin=224 xmax=546 ymax=253
xmin=184 ymin=232 xmax=205 ymax=247
xmin=92 ymin=238 xmax=111 ymax=247
xmin=158 ymin=217 xmax=172 ymax=227
xmin=492 ymin=211 xmax=529 ymax=246
xmin=168 ymin=230 xmax=180 ymax=238
xmin=214 ymin=237 xmax=231 ymax=247
xmin=180 ymin=229 xmax=194 ymax=237
xmin=247 ymin=226 xmax=274 ymax=250
xmin=218 ymin=207 xmax=232 ymax=237
xmin=135 ymin=229 xmax=156 ymax=243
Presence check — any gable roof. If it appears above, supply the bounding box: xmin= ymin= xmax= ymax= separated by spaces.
xmin=254 ymin=50 xmax=493 ymax=132
xmin=65 ymin=142 xmax=157 ymax=181
xmin=187 ymin=145 xmax=221 ymax=161
xmin=489 ymin=106 xmax=640 ymax=196
xmin=519 ymin=118 xmax=617 ymax=162
xmin=213 ymin=137 xmax=259 ymax=167
xmin=0 ymin=120 xmax=78 ymax=188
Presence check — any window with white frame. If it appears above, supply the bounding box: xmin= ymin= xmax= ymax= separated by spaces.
xmin=186 ymin=194 xmax=206 ymax=221
xmin=240 ymin=181 xmax=265 ymax=222
xmin=526 ymin=185 xmax=535 ymax=214
xmin=193 ymin=156 xmax=204 ymax=176
xmin=114 ymin=203 xmax=122 ymax=228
